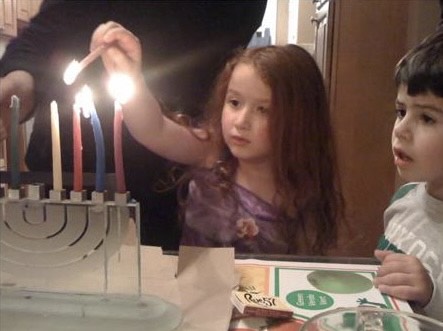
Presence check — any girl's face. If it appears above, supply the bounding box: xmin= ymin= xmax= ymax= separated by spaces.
xmin=222 ymin=63 xmax=273 ymax=166
xmin=392 ymin=84 xmax=443 ymax=199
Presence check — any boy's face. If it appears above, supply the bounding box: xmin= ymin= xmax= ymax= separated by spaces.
xmin=392 ymin=84 xmax=443 ymax=199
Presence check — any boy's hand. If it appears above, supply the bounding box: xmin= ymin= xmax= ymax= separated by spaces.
xmin=373 ymin=249 xmax=433 ymax=307
xmin=90 ymin=21 xmax=142 ymax=79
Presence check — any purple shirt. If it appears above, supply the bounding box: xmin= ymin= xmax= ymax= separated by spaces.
xmin=181 ymin=168 xmax=289 ymax=254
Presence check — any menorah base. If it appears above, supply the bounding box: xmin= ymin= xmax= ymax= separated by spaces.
xmin=1 ymin=183 xmax=183 ymax=329
xmin=0 ymin=289 xmax=182 ymax=331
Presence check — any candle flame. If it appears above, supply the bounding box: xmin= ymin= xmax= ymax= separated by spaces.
xmin=74 ymin=85 xmax=95 ymax=118
xmin=64 ymin=60 xmax=81 ymax=85
xmin=108 ymin=73 xmax=135 ymax=104
xmin=63 ymin=45 xmax=109 ymax=86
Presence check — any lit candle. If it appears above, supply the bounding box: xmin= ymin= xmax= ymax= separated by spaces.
xmin=79 ymin=86 xmax=105 ymax=192
xmin=9 ymin=95 xmax=20 ymax=189
xmin=50 ymin=101 xmax=63 ymax=191
xmin=63 ymin=44 xmax=109 ymax=85
xmin=72 ymin=102 xmax=83 ymax=192
xmin=90 ymin=107 xmax=106 ymax=192
xmin=113 ymin=101 xmax=126 ymax=193
xmin=108 ymin=73 xmax=134 ymax=194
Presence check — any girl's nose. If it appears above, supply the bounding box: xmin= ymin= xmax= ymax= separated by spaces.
xmin=234 ymin=108 xmax=251 ymax=130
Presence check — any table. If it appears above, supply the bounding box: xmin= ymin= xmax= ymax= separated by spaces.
xmin=227 ymin=254 xmax=415 ymax=331
xmin=0 ymin=244 xmax=418 ymax=331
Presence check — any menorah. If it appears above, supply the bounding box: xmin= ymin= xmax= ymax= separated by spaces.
xmin=0 ymin=173 xmax=182 ymax=331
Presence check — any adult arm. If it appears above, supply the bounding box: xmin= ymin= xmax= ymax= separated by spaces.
xmin=0 ymin=0 xmax=60 ymax=137
xmin=0 ymin=0 xmax=89 ymax=135
xmin=0 ymin=0 xmax=84 ymax=78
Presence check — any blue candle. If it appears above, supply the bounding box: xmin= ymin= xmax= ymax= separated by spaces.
xmin=77 ymin=86 xmax=105 ymax=192
xmin=89 ymin=106 xmax=106 ymax=192
xmin=9 ymin=95 xmax=20 ymax=189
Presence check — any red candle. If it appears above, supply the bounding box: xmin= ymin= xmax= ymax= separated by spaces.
xmin=114 ymin=101 xmax=126 ymax=193
xmin=73 ymin=104 xmax=83 ymax=191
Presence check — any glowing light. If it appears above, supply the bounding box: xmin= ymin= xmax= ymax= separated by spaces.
xmin=74 ymin=85 xmax=105 ymax=192
xmin=63 ymin=44 xmax=108 ymax=85
xmin=108 ymin=73 xmax=135 ymax=104
xmin=63 ymin=60 xmax=81 ymax=85
xmin=74 ymin=85 xmax=94 ymax=118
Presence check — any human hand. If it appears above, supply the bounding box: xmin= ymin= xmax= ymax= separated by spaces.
xmin=0 ymin=71 xmax=35 ymax=140
xmin=373 ymin=249 xmax=433 ymax=307
xmin=0 ymin=117 xmax=6 ymax=141
xmin=90 ymin=21 xmax=142 ymax=80
xmin=1 ymin=76 xmax=15 ymax=140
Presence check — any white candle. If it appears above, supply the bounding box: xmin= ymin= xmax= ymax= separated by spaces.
xmin=50 ymin=101 xmax=63 ymax=191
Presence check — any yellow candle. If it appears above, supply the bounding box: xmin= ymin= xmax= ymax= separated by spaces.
xmin=50 ymin=101 xmax=63 ymax=191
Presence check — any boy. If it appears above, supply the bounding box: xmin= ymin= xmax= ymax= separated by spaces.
xmin=373 ymin=31 xmax=443 ymax=321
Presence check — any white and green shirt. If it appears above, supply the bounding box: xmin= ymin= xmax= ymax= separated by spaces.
xmin=378 ymin=182 xmax=443 ymax=321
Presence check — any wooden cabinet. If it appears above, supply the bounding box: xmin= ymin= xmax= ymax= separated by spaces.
xmin=0 ymin=0 xmax=17 ymax=37
xmin=315 ymin=0 xmax=440 ymax=257
xmin=17 ymin=0 xmax=42 ymax=22
xmin=0 ymin=0 xmax=42 ymax=37
xmin=311 ymin=0 xmax=398 ymax=257
xmin=311 ymin=0 xmax=333 ymax=92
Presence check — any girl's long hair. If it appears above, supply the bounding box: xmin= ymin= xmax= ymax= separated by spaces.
xmin=197 ymin=45 xmax=345 ymax=254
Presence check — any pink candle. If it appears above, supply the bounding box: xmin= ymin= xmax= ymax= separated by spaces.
xmin=73 ymin=104 xmax=83 ymax=191
xmin=113 ymin=101 xmax=126 ymax=193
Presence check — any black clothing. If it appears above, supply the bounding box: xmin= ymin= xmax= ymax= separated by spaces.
xmin=440 ymin=0 xmax=443 ymax=29
xmin=0 ymin=0 xmax=266 ymax=249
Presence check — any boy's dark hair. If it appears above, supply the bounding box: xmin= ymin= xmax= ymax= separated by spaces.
xmin=395 ymin=30 xmax=443 ymax=97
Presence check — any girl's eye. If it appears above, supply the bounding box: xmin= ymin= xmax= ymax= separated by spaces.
xmin=396 ymin=108 xmax=406 ymax=119
xmin=227 ymin=99 xmax=240 ymax=108
xmin=256 ymin=106 xmax=269 ymax=114
xmin=421 ymin=113 xmax=436 ymax=124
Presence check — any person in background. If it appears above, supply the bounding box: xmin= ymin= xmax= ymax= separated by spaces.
xmin=0 ymin=0 xmax=267 ymax=250
xmin=90 ymin=22 xmax=345 ymax=254
xmin=374 ymin=30 xmax=443 ymax=321
xmin=440 ymin=0 xmax=443 ymax=30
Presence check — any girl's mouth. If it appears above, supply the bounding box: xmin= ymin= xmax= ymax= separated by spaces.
xmin=393 ymin=147 xmax=413 ymax=165
xmin=230 ymin=135 xmax=250 ymax=146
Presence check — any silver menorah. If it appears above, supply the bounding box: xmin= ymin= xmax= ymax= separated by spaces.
xmin=0 ymin=182 xmax=182 ymax=331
